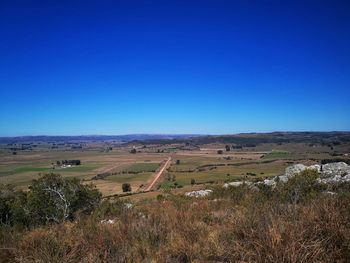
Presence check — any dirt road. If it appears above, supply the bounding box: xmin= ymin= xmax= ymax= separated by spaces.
xmin=146 ymin=157 xmax=171 ymax=191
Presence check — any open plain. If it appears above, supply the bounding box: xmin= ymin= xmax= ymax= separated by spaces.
xmin=1 ymin=132 xmax=349 ymax=199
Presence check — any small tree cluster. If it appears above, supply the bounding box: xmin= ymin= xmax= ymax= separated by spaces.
xmin=57 ymin=160 xmax=81 ymax=166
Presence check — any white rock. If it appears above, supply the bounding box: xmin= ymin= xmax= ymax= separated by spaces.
xmin=285 ymin=164 xmax=306 ymax=178
xmin=185 ymin=189 xmax=213 ymax=198
xmin=308 ymin=164 xmax=321 ymax=172
xmin=223 ymin=181 xmax=244 ymax=188
xmin=278 ymin=175 xmax=289 ymax=183
xmin=280 ymin=162 xmax=349 ymax=184
xmin=124 ymin=203 xmax=133 ymax=209
xmin=343 ymin=174 xmax=350 ymax=181
xmin=221 ymin=162 xmax=350 ymax=189
xmin=321 ymin=162 xmax=349 ymax=178
xmin=318 ymin=173 xmax=350 ymax=184
xmin=323 ymin=191 xmax=336 ymax=195
xmin=263 ymin=178 xmax=276 ymax=186
xmin=101 ymin=219 xmax=115 ymax=224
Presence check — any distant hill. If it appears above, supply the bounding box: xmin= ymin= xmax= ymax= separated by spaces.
xmin=0 ymin=134 xmax=203 ymax=144
xmin=128 ymin=131 xmax=350 ymax=145
xmin=1 ymin=132 xmax=349 ymax=145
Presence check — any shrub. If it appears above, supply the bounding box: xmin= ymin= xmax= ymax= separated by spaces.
xmin=190 ymin=178 xmax=196 ymax=186
xmin=276 ymin=169 xmax=324 ymax=204
xmin=130 ymin=148 xmax=137 ymax=154
xmin=1 ymin=174 xmax=101 ymax=228
xmin=122 ymin=183 xmax=132 ymax=192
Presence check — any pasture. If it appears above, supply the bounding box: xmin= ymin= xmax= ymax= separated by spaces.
xmin=0 ymin=140 xmax=349 ymax=197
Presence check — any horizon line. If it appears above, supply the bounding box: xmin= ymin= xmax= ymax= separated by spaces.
xmin=1 ymin=130 xmax=350 ymax=138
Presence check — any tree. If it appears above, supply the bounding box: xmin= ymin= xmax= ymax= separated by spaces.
xmin=176 ymin=160 xmax=181 ymax=165
xmin=122 ymin=183 xmax=132 ymax=192
xmin=217 ymin=150 xmax=223 ymax=154
xmin=225 ymin=145 xmax=231 ymax=151
xmin=27 ymin=174 xmax=101 ymax=224
xmin=190 ymin=178 xmax=196 ymax=186
xmin=0 ymin=184 xmax=16 ymax=225
xmin=130 ymin=148 xmax=137 ymax=154
xmin=0 ymin=184 xmax=33 ymax=227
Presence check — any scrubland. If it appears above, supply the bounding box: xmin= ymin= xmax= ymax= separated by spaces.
xmin=1 ymin=170 xmax=350 ymax=263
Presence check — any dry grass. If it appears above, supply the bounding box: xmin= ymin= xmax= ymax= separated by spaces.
xmin=2 ymin=187 xmax=350 ymax=263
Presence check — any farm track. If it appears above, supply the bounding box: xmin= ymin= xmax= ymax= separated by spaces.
xmin=146 ymin=157 xmax=171 ymax=191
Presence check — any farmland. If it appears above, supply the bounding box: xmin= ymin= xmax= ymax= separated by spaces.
xmin=1 ymin=132 xmax=350 ymax=198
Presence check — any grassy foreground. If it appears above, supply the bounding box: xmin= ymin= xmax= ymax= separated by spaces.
xmin=1 ymin=172 xmax=350 ymax=262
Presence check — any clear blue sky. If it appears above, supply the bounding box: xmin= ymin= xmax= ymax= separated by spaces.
xmin=0 ymin=0 xmax=349 ymax=136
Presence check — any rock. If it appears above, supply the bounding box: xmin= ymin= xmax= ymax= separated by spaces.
xmin=281 ymin=162 xmax=349 ymax=184
xmin=223 ymin=181 xmax=244 ymax=188
xmin=124 ymin=203 xmax=133 ymax=209
xmin=322 ymin=191 xmax=336 ymax=195
xmin=101 ymin=219 xmax=115 ymax=224
xmin=185 ymin=189 xmax=213 ymax=198
xmin=308 ymin=164 xmax=321 ymax=172
xmin=285 ymin=164 xmax=306 ymax=178
xmin=138 ymin=212 xmax=146 ymax=219
xmin=223 ymin=162 xmax=350 ymax=189
xmin=321 ymin=162 xmax=349 ymax=178
xmin=278 ymin=175 xmax=289 ymax=183
xmin=318 ymin=173 xmax=350 ymax=184
xmin=262 ymin=178 xmax=276 ymax=186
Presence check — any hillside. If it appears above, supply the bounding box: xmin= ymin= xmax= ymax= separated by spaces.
xmin=1 ymin=165 xmax=350 ymax=262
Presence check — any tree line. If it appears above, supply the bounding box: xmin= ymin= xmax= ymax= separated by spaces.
xmin=57 ymin=160 xmax=81 ymax=166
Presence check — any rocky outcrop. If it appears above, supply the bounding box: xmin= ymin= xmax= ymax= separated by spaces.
xmin=321 ymin=162 xmax=350 ymax=177
xmin=224 ymin=162 xmax=350 ymax=188
xmin=185 ymin=189 xmax=213 ymax=197
xmin=317 ymin=162 xmax=350 ymax=184
xmin=185 ymin=162 xmax=350 ymax=197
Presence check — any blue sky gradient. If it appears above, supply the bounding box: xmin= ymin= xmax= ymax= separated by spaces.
xmin=0 ymin=0 xmax=349 ymax=136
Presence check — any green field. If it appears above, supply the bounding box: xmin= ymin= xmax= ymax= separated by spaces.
xmin=262 ymin=151 xmax=295 ymax=159
xmin=106 ymin=172 xmax=153 ymax=183
xmin=55 ymin=163 xmax=102 ymax=172
xmin=170 ymin=160 xmax=288 ymax=185
xmin=0 ymin=163 xmax=102 ymax=176
xmin=121 ymin=162 xmax=160 ymax=173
